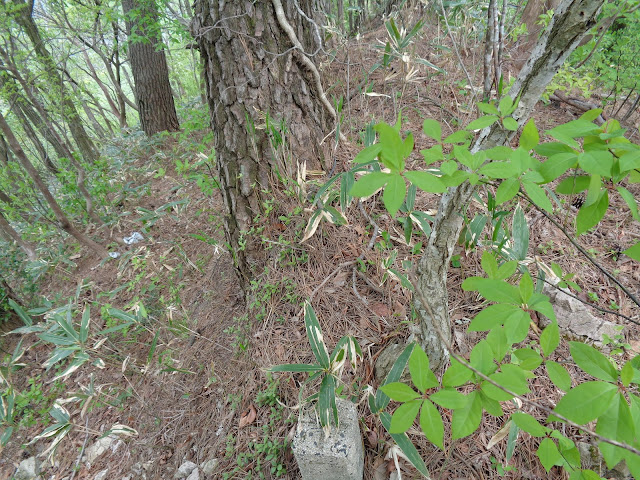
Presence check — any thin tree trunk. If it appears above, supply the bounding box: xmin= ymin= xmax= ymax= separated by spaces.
xmin=0 ymin=59 xmax=103 ymax=224
xmin=0 ymin=112 xmax=109 ymax=258
xmin=0 ymin=208 xmax=37 ymax=260
xmin=81 ymin=48 xmax=124 ymax=125
xmin=12 ymin=104 xmax=58 ymax=175
xmin=9 ymin=0 xmax=99 ymax=162
xmin=412 ymin=0 xmax=605 ymax=370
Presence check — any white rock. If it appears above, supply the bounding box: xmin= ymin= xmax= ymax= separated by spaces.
xmin=83 ymin=435 xmax=122 ymax=467
xmin=93 ymin=469 xmax=109 ymax=480
xmin=174 ymin=461 xmax=198 ymax=479
xmin=543 ymin=285 xmax=620 ymax=344
xmin=14 ymin=457 xmax=41 ymax=480
xmin=186 ymin=468 xmax=200 ymax=480
xmin=201 ymin=458 xmax=219 ymax=475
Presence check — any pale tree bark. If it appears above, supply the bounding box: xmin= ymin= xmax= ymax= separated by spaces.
xmin=0 ymin=208 xmax=36 ymax=260
xmin=513 ymin=0 xmax=562 ymax=70
xmin=192 ymin=0 xmax=332 ymax=288
xmin=121 ymin=0 xmax=180 ymax=135
xmin=7 ymin=0 xmax=100 ymax=163
xmin=0 ymin=111 xmax=109 ymax=258
xmin=411 ymin=0 xmax=605 ymax=371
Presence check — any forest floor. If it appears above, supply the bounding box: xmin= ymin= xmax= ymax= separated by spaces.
xmin=3 ymin=15 xmax=640 ymax=480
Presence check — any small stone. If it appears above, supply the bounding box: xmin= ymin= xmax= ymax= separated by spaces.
xmin=543 ymin=285 xmax=620 ymax=344
xmin=93 ymin=469 xmax=109 ymax=480
xmin=131 ymin=462 xmax=147 ymax=480
xmin=174 ymin=461 xmax=198 ymax=479
xmin=83 ymin=435 xmax=121 ymax=467
xmin=201 ymin=458 xmax=219 ymax=475
xmin=14 ymin=457 xmax=41 ymax=480
xmin=186 ymin=468 xmax=200 ymax=480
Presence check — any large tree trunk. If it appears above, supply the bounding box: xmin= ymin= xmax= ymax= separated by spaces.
xmin=412 ymin=0 xmax=604 ymax=371
xmin=122 ymin=0 xmax=180 ymax=136
xmin=9 ymin=0 xmax=99 ymax=163
xmin=192 ymin=0 xmax=332 ymax=288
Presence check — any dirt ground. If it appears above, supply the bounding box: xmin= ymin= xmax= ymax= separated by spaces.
xmin=2 ymin=14 xmax=640 ymax=480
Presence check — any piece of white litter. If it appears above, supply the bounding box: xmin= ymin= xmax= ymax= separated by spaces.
xmin=124 ymin=232 xmax=144 ymax=245
xmin=109 ymin=252 xmax=121 ymax=258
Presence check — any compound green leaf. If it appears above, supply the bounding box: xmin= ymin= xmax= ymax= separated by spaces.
xmin=522 ymin=181 xmax=553 ymax=212
xmin=423 ymin=119 xmax=442 ymax=141
xmin=382 ymin=174 xmax=406 ymax=217
xmin=420 ymin=399 xmax=444 ymax=449
xmin=421 ymin=144 xmax=445 ymax=164
xmin=389 ymin=399 xmax=422 ymax=433
xmin=430 ymin=388 xmax=469 ymax=409
xmin=546 ymin=361 xmax=572 ymax=391
xmin=556 ymin=175 xmax=590 ymax=194
xmin=579 ymin=150 xmax=613 ymax=177
xmin=409 ymin=344 xmax=438 ymax=393
xmin=619 ymin=150 xmax=640 ymax=172
xmin=442 ymin=357 xmax=473 ymax=387
xmin=478 ymin=102 xmax=499 ymax=115
xmin=569 ymin=341 xmax=618 ymax=382
xmin=596 ymin=393 xmax=635 ymax=468
xmin=576 ymin=190 xmax=608 ymax=235
xmin=350 ymin=171 xmax=389 ymax=198
xmin=511 ymin=412 xmax=548 ymax=437
xmin=502 ymin=117 xmax=519 ymax=131
xmin=540 ymin=321 xmax=560 ymax=357
xmin=380 ymin=382 xmax=421 ymax=402
xmin=461 ymin=278 xmax=522 ymax=304
xmin=520 ymin=119 xmax=539 ymax=151
xmin=553 ymin=381 xmax=617 ymax=424
xmin=353 ymin=144 xmax=382 ymax=164
xmin=481 ymin=250 xmax=498 ymax=278
xmin=470 ymin=340 xmax=496 ymax=374
xmin=479 ymin=161 xmax=517 ymax=179
xmin=466 ymin=115 xmax=499 ymax=131
xmin=538 ymin=437 xmax=563 ymax=472
xmin=539 ymin=153 xmax=578 ymax=182
xmin=452 ymin=391 xmax=482 ymax=439
xmin=513 ymin=348 xmax=542 ymax=370
xmin=499 ymin=95 xmax=515 ymax=115
xmin=495 ymin=177 xmax=520 ymax=205
xmin=469 ymin=304 xmax=521 ymax=332
xmin=375 ymin=122 xmax=405 ymax=171
xmin=404 ymin=171 xmax=446 ymax=193
xmin=624 ymin=241 xmax=640 ymax=261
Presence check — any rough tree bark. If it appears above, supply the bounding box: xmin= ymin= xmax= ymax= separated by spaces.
xmin=192 ymin=0 xmax=333 ymax=287
xmin=122 ymin=0 xmax=180 ymax=135
xmin=409 ymin=0 xmax=605 ymax=371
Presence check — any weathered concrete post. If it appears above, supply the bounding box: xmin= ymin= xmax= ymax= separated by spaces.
xmin=292 ymin=398 xmax=364 ymax=480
